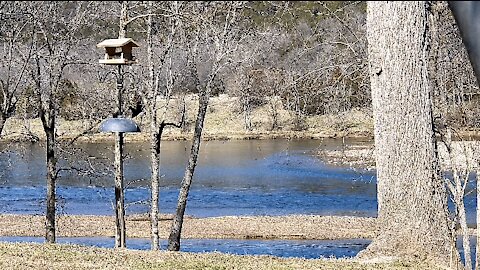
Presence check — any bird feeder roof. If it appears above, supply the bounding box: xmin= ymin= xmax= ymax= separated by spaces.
xmin=97 ymin=38 xmax=139 ymax=48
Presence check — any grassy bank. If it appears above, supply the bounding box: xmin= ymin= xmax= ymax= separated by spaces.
xmin=0 ymin=242 xmax=439 ymax=270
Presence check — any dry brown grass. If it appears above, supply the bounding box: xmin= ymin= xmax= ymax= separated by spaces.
xmin=0 ymin=242 xmax=439 ymax=270
xmin=0 ymin=214 xmax=379 ymax=240
xmin=0 ymin=214 xmax=444 ymax=269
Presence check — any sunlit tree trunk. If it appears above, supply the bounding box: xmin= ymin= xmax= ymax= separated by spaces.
xmin=357 ymin=1 xmax=454 ymax=266
xmin=118 ymin=1 xmax=128 ymax=39
xmin=167 ymin=87 xmax=209 ymax=251
xmin=146 ymin=2 xmax=161 ymax=250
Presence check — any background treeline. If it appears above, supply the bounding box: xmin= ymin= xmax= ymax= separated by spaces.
xmin=0 ymin=1 xmax=477 ymax=136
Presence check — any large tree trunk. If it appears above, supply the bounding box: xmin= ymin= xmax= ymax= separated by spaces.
xmin=167 ymin=90 xmax=209 ymax=251
xmin=357 ymin=1 xmax=454 ymax=266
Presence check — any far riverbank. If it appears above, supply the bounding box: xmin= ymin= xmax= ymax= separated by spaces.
xmin=0 ymin=96 xmax=375 ymax=143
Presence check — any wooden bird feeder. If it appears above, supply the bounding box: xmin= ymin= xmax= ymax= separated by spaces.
xmin=97 ymin=38 xmax=139 ymax=65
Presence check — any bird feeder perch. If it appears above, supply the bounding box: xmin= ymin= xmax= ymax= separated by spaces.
xmin=97 ymin=38 xmax=139 ymax=65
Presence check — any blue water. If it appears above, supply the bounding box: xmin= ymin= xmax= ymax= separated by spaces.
xmin=0 ymin=138 xmax=479 ymax=261
xmin=0 ymin=139 xmax=378 ymax=218
xmin=0 ymin=236 xmax=372 ymax=259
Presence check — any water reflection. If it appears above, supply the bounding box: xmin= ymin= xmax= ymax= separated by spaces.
xmin=0 ymin=139 xmax=377 ymax=217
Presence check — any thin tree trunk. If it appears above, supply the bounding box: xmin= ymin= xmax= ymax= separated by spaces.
xmin=450 ymin=165 xmax=473 ymax=270
xmin=243 ymin=96 xmax=251 ymax=131
xmin=357 ymin=1 xmax=453 ymax=266
xmin=146 ymin=1 xmax=161 ymax=250
xmin=444 ymin=128 xmax=472 ymax=270
xmin=167 ymin=90 xmax=209 ymax=251
xmin=150 ymin=124 xmax=160 ymax=250
xmin=41 ymin=94 xmax=56 ymax=244
xmin=458 ymin=195 xmax=472 ymax=270
xmin=45 ymin=122 xmax=56 ymax=243
xmin=119 ymin=1 xmax=128 ymax=39
xmin=0 ymin=115 xmax=6 ymax=137
xmin=114 ymin=132 xmax=125 ymax=248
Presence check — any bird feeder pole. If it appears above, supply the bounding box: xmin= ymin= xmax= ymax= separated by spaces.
xmin=114 ymin=63 xmax=125 ymax=248
xmin=97 ymin=38 xmax=140 ymax=249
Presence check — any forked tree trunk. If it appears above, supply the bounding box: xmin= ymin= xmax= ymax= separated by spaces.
xmin=357 ymin=1 xmax=454 ymax=266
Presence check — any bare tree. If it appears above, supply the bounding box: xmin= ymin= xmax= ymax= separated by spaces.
xmin=167 ymin=1 xmax=248 ymax=251
xmin=429 ymin=3 xmax=480 ymax=269
xmin=357 ymin=1 xmax=454 ymax=266
xmin=27 ymin=1 xmax=94 ymax=243
xmin=447 ymin=2 xmax=480 ymax=269
xmin=438 ymin=128 xmax=478 ymax=270
xmin=142 ymin=1 xmax=185 ymax=251
xmin=0 ymin=3 xmax=34 ymax=136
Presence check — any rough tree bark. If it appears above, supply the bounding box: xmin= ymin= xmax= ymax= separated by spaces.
xmin=357 ymin=1 xmax=454 ymax=266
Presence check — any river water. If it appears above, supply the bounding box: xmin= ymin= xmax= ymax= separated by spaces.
xmin=0 ymin=138 xmax=476 ymax=260
xmin=0 ymin=138 xmax=378 ymax=218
